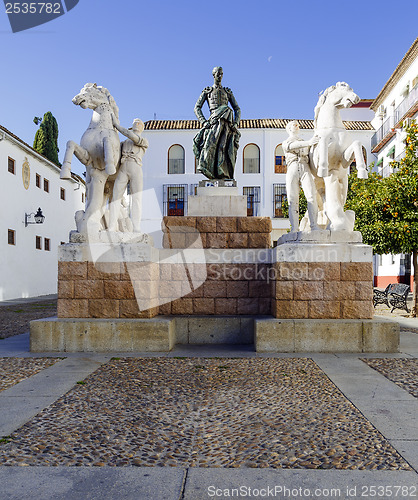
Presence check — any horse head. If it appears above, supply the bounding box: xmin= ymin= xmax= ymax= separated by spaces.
xmin=72 ymin=83 xmax=119 ymax=118
xmin=314 ymin=82 xmax=359 ymax=127
xmin=332 ymin=82 xmax=359 ymax=109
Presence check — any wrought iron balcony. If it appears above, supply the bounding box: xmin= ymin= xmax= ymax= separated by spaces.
xmin=371 ymin=115 xmax=395 ymax=151
xmin=395 ymin=84 xmax=418 ymax=125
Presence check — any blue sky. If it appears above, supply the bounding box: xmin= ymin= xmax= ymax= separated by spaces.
xmin=0 ymin=0 xmax=417 ymax=176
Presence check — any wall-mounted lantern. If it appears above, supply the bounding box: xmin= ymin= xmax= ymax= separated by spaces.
xmin=25 ymin=207 xmax=45 ymax=227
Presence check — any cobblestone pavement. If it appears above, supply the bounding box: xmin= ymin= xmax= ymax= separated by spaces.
xmin=362 ymin=358 xmax=418 ymax=398
xmin=0 ymin=300 xmax=57 ymax=339
xmin=0 ymin=358 xmax=59 ymax=392
xmin=0 ymin=358 xmax=411 ymax=470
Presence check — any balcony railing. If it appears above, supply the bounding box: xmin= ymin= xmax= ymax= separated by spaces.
xmin=394 ymin=84 xmax=418 ymax=125
xmin=371 ymin=115 xmax=395 ymax=151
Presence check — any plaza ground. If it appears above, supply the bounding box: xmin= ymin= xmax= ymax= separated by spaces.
xmin=0 ymin=297 xmax=416 ymax=499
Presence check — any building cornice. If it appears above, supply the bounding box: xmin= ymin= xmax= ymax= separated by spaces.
xmin=371 ymin=37 xmax=418 ymax=111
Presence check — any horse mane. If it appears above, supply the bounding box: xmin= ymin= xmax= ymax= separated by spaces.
xmin=99 ymin=86 xmax=119 ymax=120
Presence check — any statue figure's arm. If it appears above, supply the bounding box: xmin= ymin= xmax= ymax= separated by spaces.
xmin=194 ymin=87 xmax=211 ymax=125
xmin=111 ymin=114 xmax=145 ymax=145
xmin=286 ymin=136 xmax=319 ymax=151
xmin=225 ymin=88 xmax=241 ymax=125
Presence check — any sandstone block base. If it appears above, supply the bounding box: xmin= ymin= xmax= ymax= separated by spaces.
xmin=255 ymin=318 xmax=399 ymax=353
xmin=31 ymin=316 xmax=399 ymax=353
xmin=30 ymin=315 xmax=254 ymax=352
xmin=30 ymin=317 xmax=175 ymax=352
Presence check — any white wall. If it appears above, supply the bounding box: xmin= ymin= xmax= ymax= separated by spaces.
xmin=142 ymin=124 xmax=373 ymax=246
xmin=0 ymin=130 xmax=85 ymax=300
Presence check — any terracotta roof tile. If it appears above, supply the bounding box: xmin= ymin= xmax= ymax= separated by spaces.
xmin=144 ymin=119 xmax=373 ymax=131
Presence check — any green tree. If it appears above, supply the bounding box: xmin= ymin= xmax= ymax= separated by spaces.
xmin=346 ymin=120 xmax=418 ymax=315
xmin=33 ymin=111 xmax=60 ymax=166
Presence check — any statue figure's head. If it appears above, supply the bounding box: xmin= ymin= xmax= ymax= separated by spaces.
xmin=212 ymin=66 xmax=223 ymax=85
xmin=132 ymin=118 xmax=144 ymax=134
xmin=286 ymin=120 xmax=299 ymax=135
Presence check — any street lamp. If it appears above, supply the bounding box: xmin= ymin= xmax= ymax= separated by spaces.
xmin=25 ymin=207 xmax=45 ymax=227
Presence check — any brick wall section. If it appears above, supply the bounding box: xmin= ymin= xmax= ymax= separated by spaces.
xmin=162 ymin=216 xmax=272 ymax=249
xmin=162 ymin=263 xmax=271 ymax=316
xmin=272 ymin=262 xmax=374 ymax=319
xmin=58 ymin=261 xmax=272 ymax=318
xmin=58 ymin=262 xmax=159 ymax=319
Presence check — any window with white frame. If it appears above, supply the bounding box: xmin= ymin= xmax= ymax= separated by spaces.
xmin=243 ymin=186 xmax=260 ymax=216
xmin=273 ymin=184 xmax=287 ymax=218
xmin=168 ymin=145 xmax=185 ymax=174
xmin=163 ymin=184 xmax=187 ymax=216
xmin=274 ymin=145 xmax=286 ymax=173
xmin=243 ymin=144 xmax=260 ymax=173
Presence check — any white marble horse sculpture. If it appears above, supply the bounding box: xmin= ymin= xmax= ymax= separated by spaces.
xmin=310 ymin=82 xmax=368 ymax=231
xmin=60 ymin=83 xmax=121 ymax=235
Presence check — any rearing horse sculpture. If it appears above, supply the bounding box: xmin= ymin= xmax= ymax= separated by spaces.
xmin=60 ymin=83 xmax=121 ymax=235
xmin=310 ymin=82 xmax=368 ymax=232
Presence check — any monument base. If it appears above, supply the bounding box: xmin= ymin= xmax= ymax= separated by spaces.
xmin=255 ymin=318 xmax=399 ymax=353
xmin=30 ymin=317 xmax=175 ymax=352
xmin=30 ymin=316 xmax=399 ymax=353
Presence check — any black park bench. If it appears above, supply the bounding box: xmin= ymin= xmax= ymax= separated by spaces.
xmin=373 ymin=283 xmax=410 ymax=313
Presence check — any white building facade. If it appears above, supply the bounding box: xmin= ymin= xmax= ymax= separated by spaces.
xmin=370 ymin=37 xmax=418 ymax=288
xmin=0 ymin=124 xmax=85 ymax=300
xmin=141 ymin=116 xmax=374 ymax=247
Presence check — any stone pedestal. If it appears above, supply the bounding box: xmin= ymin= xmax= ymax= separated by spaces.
xmin=31 ymin=225 xmax=398 ymax=353
xmin=160 ymin=214 xmax=273 ymax=316
xmin=271 ymin=231 xmax=374 ymax=320
xmin=188 ymin=181 xmax=247 ymax=216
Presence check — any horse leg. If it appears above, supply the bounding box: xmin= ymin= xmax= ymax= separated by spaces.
xmin=60 ymin=140 xmax=90 ymax=179
xmin=344 ymin=141 xmax=367 ymax=179
xmin=108 ymin=168 xmax=129 ymax=231
xmin=79 ymin=168 xmax=107 ymax=235
xmin=103 ymin=136 xmax=117 ymax=176
xmin=317 ymin=137 xmax=329 ymax=178
xmin=323 ymin=173 xmax=348 ymax=231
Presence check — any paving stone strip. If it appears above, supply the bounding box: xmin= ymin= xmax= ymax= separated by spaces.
xmin=0 ymin=358 xmax=411 ymax=470
xmin=0 ymin=358 xmax=59 ymax=392
xmin=362 ymin=358 xmax=418 ymax=398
